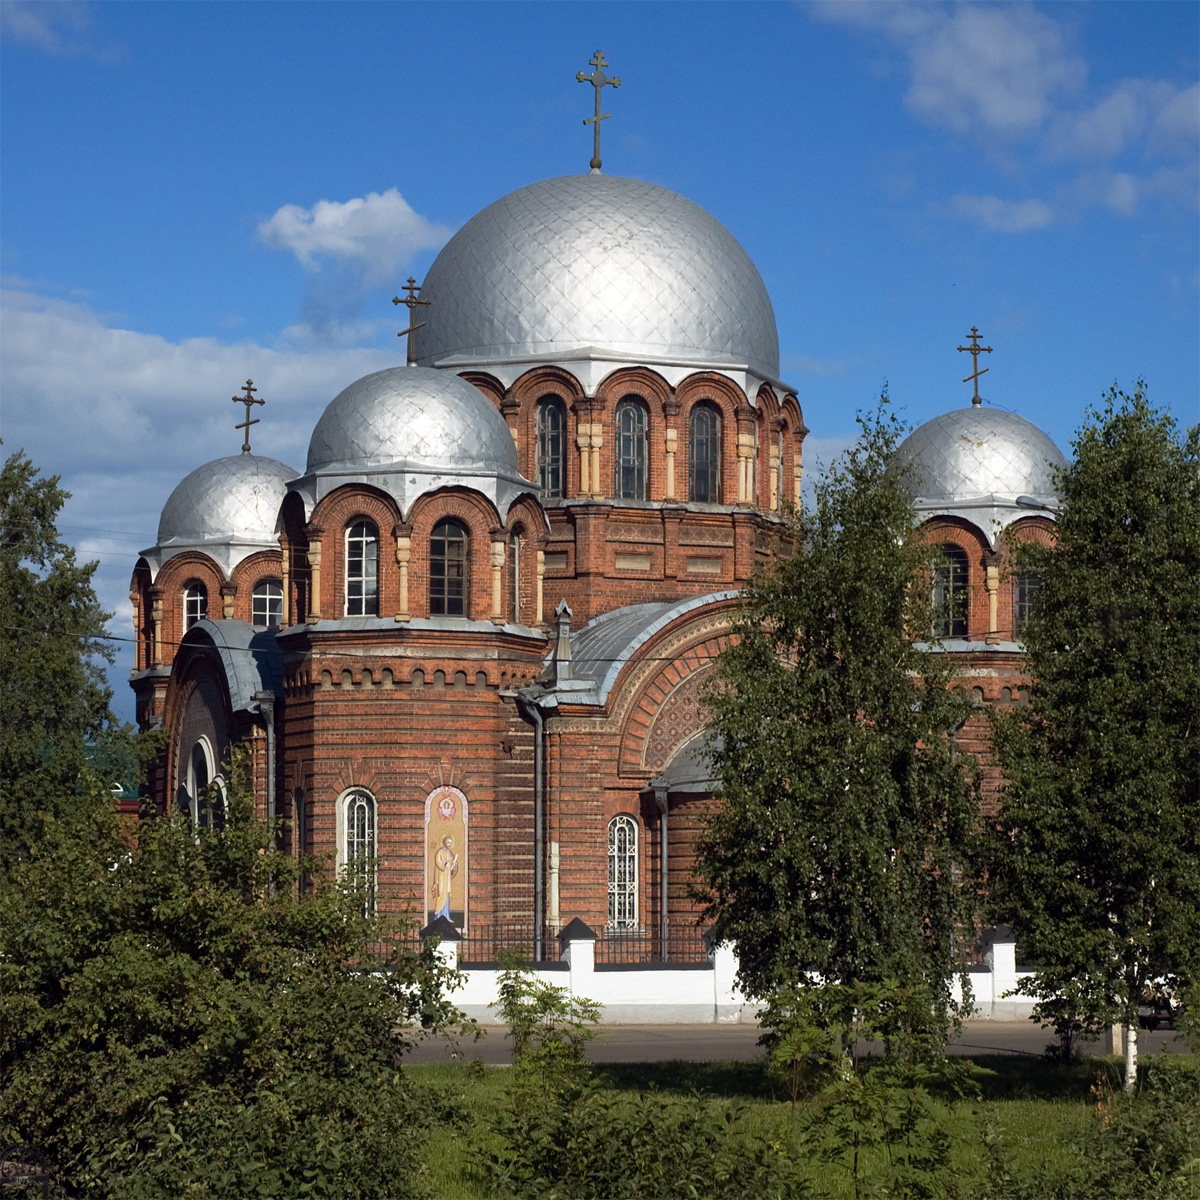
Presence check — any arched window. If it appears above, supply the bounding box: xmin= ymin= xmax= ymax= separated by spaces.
xmin=345 ymin=521 xmax=378 ymax=617
xmin=536 ymin=397 xmax=566 ymax=498
xmin=341 ymin=788 xmax=376 ymax=916
xmin=614 ymin=399 xmax=648 ymax=500
xmin=184 ymin=582 xmax=207 ymax=630
xmin=608 ymin=814 xmax=638 ymax=929
xmin=252 ymin=579 xmax=283 ymax=628
xmin=430 ymin=519 xmax=468 ymax=616
xmin=688 ymin=403 xmax=722 ymax=502
xmin=185 ymin=737 xmax=224 ymax=831
xmin=1013 ymin=573 xmax=1041 ymax=636
xmin=511 ymin=529 xmax=522 ymax=624
xmin=932 ymin=545 xmax=969 ymax=638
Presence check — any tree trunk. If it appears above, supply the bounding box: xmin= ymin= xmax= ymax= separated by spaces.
xmin=1124 ymin=1018 xmax=1138 ymax=1093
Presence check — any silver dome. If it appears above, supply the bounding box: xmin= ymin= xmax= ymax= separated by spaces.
xmin=295 ymin=365 xmax=532 ymax=520
xmin=147 ymin=454 xmax=297 ymax=576
xmin=894 ymin=406 xmax=1066 ymax=547
xmin=415 ymin=174 xmax=780 ymax=382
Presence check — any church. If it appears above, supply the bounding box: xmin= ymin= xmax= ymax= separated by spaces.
xmin=129 ymin=57 xmax=1065 ymax=964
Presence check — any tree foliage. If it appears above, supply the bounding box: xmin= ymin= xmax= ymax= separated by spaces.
xmin=1 ymin=449 xmax=123 ymax=868
xmin=695 ymin=402 xmax=978 ymax=1035
xmin=986 ymin=386 xmax=1200 ymax=1088
xmin=0 ymin=755 xmax=467 ymax=1198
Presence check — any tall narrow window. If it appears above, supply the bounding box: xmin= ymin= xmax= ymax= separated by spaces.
xmin=342 ymin=789 xmax=376 ymax=916
xmin=536 ymin=398 xmax=566 ymax=498
xmin=345 ymin=521 xmax=378 ymax=616
xmin=184 ymin=582 xmax=207 ymax=630
xmin=608 ymin=814 xmax=638 ymax=929
xmin=252 ymin=579 xmax=283 ymax=628
xmin=185 ymin=738 xmax=223 ymax=830
xmin=614 ymin=399 xmax=648 ymax=500
xmin=511 ymin=531 xmax=522 ymax=624
xmin=932 ymin=545 xmax=969 ymax=638
xmin=688 ymin=403 xmax=722 ymax=502
xmin=1013 ymin=573 xmax=1040 ymax=636
xmin=430 ymin=519 xmax=468 ymax=616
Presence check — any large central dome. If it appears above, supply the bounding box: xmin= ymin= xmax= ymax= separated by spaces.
xmin=415 ymin=174 xmax=780 ymax=381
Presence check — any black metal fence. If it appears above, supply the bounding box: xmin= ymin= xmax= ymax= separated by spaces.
xmin=457 ymin=923 xmax=563 ymax=967
xmin=593 ymin=926 xmax=712 ymax=966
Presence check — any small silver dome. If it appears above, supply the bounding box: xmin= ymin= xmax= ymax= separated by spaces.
xmin=415 ymin=174 xmax=780 ymax=382
xmin=307 ymin=365 xmax=518 ymax=476
xmin=893 ymin=406 xmax=1067 ymax=547
xmin=157 ymin=453 xmax=296 ymax=548
xmin=294 ymin=365 xmax=532 ymax=521
xmin=143 ymin=453 xmax=297 ymax=580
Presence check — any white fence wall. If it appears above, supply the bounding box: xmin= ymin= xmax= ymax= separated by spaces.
xmin=435 ymin=935 xmax=1038 ymax=1025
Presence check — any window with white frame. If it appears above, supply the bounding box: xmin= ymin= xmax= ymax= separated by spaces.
xmin=614 ymin=399 xmax=648 ymax=500
xmin=184 ymin=582 xmax=208 ymax=630
xmin=184 ymin=737 xmax=224 ymax=830
xmin=341 ymin=788 xmax=376 ymax=915
xmin=252 ymin=579 xmax=283 ymax=628
xmin=607 ymin=814 xmax=638 ymax=929
xmin=536 ymin=397 xmax=566 ymax=498
xmin=345 ymin=521 xmax=379 ymax=616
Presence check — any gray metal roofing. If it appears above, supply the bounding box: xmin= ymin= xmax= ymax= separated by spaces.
xmin=416 ymin=174 xmax=779 ymax=380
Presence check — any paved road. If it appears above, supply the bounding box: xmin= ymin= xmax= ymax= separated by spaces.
xmin=405 ymin=1021 xmax=1188 ymax=1066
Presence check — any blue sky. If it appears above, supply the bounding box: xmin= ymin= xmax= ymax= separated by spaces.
xmin=2 ymin=0 xmax=1196 ymax=722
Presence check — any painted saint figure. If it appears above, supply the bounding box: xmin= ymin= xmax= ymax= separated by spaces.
xmin=431 ymin=835 xmax=459 ymax=920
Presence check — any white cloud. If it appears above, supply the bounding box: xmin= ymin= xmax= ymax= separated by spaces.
xmin=1046 ymin=79 xmax=1199 ymax=163
xmin=948 ymin=193 xmax=1054 ymax=233
xmin=814 ymin=2 xmax=1084 ymax=140
xmin=257 ymin=189 xmax=452 ymax=286
xmin=0 ymin=284 xmax=398 ymax=719
xmin=0 ymin=0 xmax=118 ymax=61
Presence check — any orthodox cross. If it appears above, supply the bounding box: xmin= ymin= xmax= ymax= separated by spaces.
xmin=576 ymin=50 xmax=621 ymax=171
xmin=232 ymin=379 xmax=264 ymax=453
xmin=957 ymin=326 xmax=994 ymax=406
xmin=393 ymin=277 xmax=430 ymax=365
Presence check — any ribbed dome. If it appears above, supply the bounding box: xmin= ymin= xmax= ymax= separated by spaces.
xmin=156 ymin=453 xmax=297 ymax=548
xmin=894 ymin=407 xmax=1066 ymax=503
xmin=415 ymin=174 xmax=780 ymax=380
xmin=306 ymin=366 xmax=519 ymax=476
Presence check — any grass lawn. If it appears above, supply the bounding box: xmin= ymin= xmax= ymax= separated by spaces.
xmin=404 ymin=1052 xmax=1194 ymax=1198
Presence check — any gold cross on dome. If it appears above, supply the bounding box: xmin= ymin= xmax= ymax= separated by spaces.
xmin=232 ymin=379 xmax=264 ymax=454
xmin=393 ymin=277 xmax=430 ymax=365
xmin=957 ymin=326 xmax=994 ymax=406
xmin=576 ymin=50 xmax=621 ymax=172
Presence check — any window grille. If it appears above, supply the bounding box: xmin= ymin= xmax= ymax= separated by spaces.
xmin=614 ymin=399 xmax=647 ymax=500
xmin=688 ymin=403 xmax=722 ymax=502
xmin=345 ymin=521 xmax=379 ymax=616
xmin=536 ymin=398 xmax=566 ymax=497
xmin=430 ymin=519 xmax=468 ymax=616
xmin=1013 ymin=573 xmax=1041 ymax=635
xmin=184 ymin=582 xmax=207 ymax=629
xmin=252 ymin=579 xmax=283 ymax=628
xmin=932 ymin=545 xmax=969 ymax=638
xmin=608 ymin=814 xmax=638 ymax=929
xmin=344 ymin=789 xmax=376 ymax=915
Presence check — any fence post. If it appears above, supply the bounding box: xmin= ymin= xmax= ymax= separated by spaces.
xmin=419 ymin=914 xmax=461 ymax=973
xmin=982 ymin=924 xmax=1017 ymax=1017
xmin=558 ymin=917 xmax=596 ymax=999
xmin=705 ymin=929 xmax=743 ymax=1023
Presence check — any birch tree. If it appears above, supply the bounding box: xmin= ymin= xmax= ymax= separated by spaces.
xmin=987 ymin=386 xmax=1200 ymax=1091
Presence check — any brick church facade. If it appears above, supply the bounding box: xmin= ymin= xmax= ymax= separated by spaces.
xmin=130 ymin=168 xmax=1064 ymax=958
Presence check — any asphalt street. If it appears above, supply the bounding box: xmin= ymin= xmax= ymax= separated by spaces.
xmin=405 ymin=1020 xmax=1188 ymax=1066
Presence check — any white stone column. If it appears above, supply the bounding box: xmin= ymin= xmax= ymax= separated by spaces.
xmin=490 ymin=539 xmax=505 ymax=623
xmin=536 ymin=549 xmax=545 ymax=625
xmin=664 ymin=428 xmax=678 ymax=501
xmin=395 ymin=532 xmax=411 ymax=621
